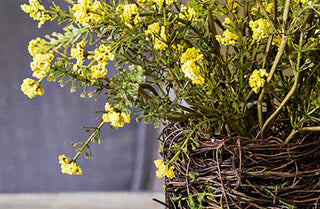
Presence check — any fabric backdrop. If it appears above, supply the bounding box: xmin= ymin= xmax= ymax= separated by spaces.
xmin=0 ymin=1 xmax=161 ymax=193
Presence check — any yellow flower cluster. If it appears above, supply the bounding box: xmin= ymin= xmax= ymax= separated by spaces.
xmin=120 ymin=4 xmax=140 ymax=29
xmin=295 ymin=0 xmax=311 ymax=4
xmin=179 ymin=5 xmax=199 ymax=23
xmin=215 ymin=29 xmax=239 ymax=46
xmin=222 ymin=17 xmax=233 ymax=27
xmin=154 ymin=159 xmax=175 ymax=179
xmin=21 ymin=78 xmax=45 ymax=98
xmin=272 ymin=36 xmax=281 ymax=47
xmin=308 ymin=38 xmax=320 ymax=45
xmin=28 ymin=37 xmax=45 ymax=57
xmin=153 ymin=0 xmax=177 ymax=7
xmin=90 ymin=44 xmax=115 ymax=82
xmin=180 ymin=48 xmax=204 ymax=85
xmin=30 ymin=52 xmax=54 ymax=79
xmin=58 ymin=154 xmax=83 ymax=175
xmin=72 ymin=0 xmax=105 ymax=28
xmin=251 ymin=2 xmax=274 ymax=15
xmin=227 ymin=0 xmax=240 ymax=13
xmin=249 ymin=69 xmax=269 ymax=93
xmin=145 ymin=23 xmax=168 ymax=50
xmin=102 ymin=103 xmax=131 ymax=127
xmin=249 ymin=18 xmax=271 ymax=44
xmin=71 ymin=41 xmax=87 ymax=67
xmin=21 ymin=0 xmax=51 ymax=28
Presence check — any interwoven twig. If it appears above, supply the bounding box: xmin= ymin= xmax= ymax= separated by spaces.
xmin=160 ymin=122 xmax=320 ymax=209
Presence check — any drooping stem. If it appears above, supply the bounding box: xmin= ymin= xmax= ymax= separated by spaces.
xmin=73 ymin=121 xmax=105 ymax=161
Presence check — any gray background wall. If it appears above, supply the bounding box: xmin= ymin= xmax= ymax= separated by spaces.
xmin=0 ymin=1 xmax=161 ymax=193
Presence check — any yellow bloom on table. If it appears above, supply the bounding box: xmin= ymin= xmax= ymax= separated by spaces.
xmin=102 ymin=103 xmax=131 ymax=127
xmin=20 ymin=0 xmax=51 ymax=28
xmin=249 ymin=18 xmax=271 ymax=44
xmin=21 ymin=78 xmax=45 ymax=99
xmin=179 ymin=5 xmax=199 ymax=23
xmin=71 ymin=41 xmax=87 ymax=66
xmin=30 ymin=52 xmax=54 ymax=79
xmin=215 ymin=29 xmax=239 ymax=46
xmin=58 ymin=154 xmax=83 ymax=175
xmin=154 ymin=159 xmax=175 ymax=179
xmin=249 ymin=69 xmax=269 ymax=93
xmin=72 ymin=0 xmax=105 ymax=28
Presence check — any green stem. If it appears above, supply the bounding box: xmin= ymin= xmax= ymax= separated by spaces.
xmin=73 ymin=121 xmax=105 ymax=161
xmin=285 ymin=126 xmax=320 ymax=143
xmin=257 ymin=36 xmax=288 ymax=130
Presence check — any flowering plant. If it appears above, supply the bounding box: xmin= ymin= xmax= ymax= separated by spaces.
xmin=20 ymin=0 xmax=320 ymax=179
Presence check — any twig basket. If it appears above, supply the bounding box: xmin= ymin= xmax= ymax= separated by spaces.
xmin=160 ymin=122 xmax=320 ymax=209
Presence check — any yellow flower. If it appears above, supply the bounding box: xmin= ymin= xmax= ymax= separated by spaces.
xmin=121 ymin=4 xmax=140 ymax=28
xmin=93 ymin=44 xmax=115 ymax=64
xmin=145 ymin=23 xmax=161 ymax=37
xmin=249 ymin=18 xmax=271 ymax=44
xmin=272 ymin=36 xmax=281 ymax=47
xmin=180 ymin=48 xmax=205 ymax=85
xmin=215 ymin=29 xmax=239 ymax=46
xmin=58 ymin=154 xmax=83 ymax=175
xmin=21 ymin=78 xmax=45 ymax=99
xmin=71 ymin=41 xmax=87 ymax=66
xmin=72 ymin=0 xmax=105 ymax=28
xmin=295 ymin=0 xmax=312 ymax=4
xmin=249 ymin=69 xmax=269 ymax=93
xmin=28 ymin=37 xmax=45 ymax=57
xmin=91 ymin=64 xmax=108 ymax=83
xmin=102 ymin=103 xmax=130 ymax=127
xmin=21 ymin=0 xmax=51 ymax=28
xmin=154 ymin=159 xmax=175 ymax=179
xmin=227 ymin=0 xmax=240 ymax=13
xmin=179 ymin=5 xmax=199 ymax=23
xmin=30 ymin=52 xmax=54 ymax=79
xmin=154 ymin=26 xmax=168 ymax=50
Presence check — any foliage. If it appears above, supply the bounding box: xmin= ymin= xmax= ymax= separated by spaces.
xmin=20 ymin=0 xmax=320 ymax=184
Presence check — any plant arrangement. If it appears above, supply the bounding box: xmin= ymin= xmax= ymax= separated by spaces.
xmin=20 ymin=0 xmax=320 ymax=208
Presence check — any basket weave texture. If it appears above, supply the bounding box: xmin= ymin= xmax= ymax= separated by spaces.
xmin=161 ymin=122 xmax=320 ymax=209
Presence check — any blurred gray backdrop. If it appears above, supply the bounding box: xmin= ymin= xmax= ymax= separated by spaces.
xmin=0 ymin=1 xmax=161 ymax=193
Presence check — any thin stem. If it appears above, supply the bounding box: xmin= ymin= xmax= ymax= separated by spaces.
xmin=73 ymin=122 xmax=105 ymax=161
xmin=257 ymin=35 xmax=288 ymax=130
xmin=285 ymin=126 xmax=320 ymax=143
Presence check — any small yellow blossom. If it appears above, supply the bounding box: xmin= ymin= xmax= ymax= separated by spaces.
xmin=121 ymin=4 xmax=140 ymax=28
xmin=28 ymin=37 xmax=45 ymax=57
xmin=179 ymin=5 xmax=199 ymax=23
xmin=154 ymin=26 xmax=168 ymax=50
xmin=30 ymin=52 xmax=54 ymax=79
xmin=153 ymin=0 xmax=177 ymax=7
xmin=222 ymin=17 xmax=233 ymax=27
xmin=21 ymin=0 xmax=51 ymax=28
xmin=251 ymin=2 xmax=273 ymax=15
xmin=295 ymin=0 xmax=312 ymax=4
xmin=72 ymin=0 xmax=105 ymax=28
xmin=249 ymin=18 xmax=271 ymax=44
xmin=154 ymin=159 xmax=175 ymax=179
xmin=180 ymin=48 xmax=205 ymax=85
xmin=215 ymin=29 xmax=239 ymax=46
xmin=272 ymin=36 xmax=281 ymax=47
xmin=249 ymin=69 xmax=269 ymax=93
xmin=71 ymin=41 xmax=87 ymax=66
xmin=102 ymin=103 xmax=130 ymax=127
xmin=227 ymin=0 xmax=240 ymax=13
xmin=58 ymin=154 xmax=83 ymax=175
xmin=91 ymin=64 xmax=108 ymax=82
xmin=93 ymin=44 xmax=115 ymax=64
xmin=21 ymin=78 xmax=45 ymax=98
